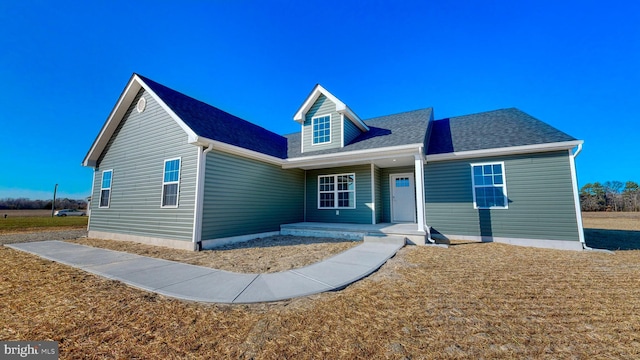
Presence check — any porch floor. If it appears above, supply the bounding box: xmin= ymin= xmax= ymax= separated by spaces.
xmin=281 ymin=222 xmax=427 ymax=245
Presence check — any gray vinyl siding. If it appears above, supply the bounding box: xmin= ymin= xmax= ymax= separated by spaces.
xmin=380 ymin=166 xmax=415 ymax=223
xmin=305 ymin=165 xmax=373 ymax=224
xmin=425 ymin=151 xmax=580 ymax=241
xmin=201 ymin=151 xmax=304 ymax=239
xmin=90 ymin=89 xmax=197 ymax=241
xmin=343 ymin=116 xmax=361 ymax=146
xmin=302 ymin=94 xmax=341 ymax=153
xmin=374 ymin=165 xmax=382 ymax=223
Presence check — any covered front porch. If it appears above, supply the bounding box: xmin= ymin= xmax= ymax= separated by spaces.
xmin=281 ymin=222 xmax=429 ymax=245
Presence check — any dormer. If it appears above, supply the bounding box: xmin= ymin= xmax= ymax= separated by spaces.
xmin=293 ymin=85 xmax=369 ymax=153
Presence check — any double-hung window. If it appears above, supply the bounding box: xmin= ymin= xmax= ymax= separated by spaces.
xmin=471 ymin=162 xmax=508 ymax=209
xmin=162 ymin=158 xmax=181 ymax=207
xmin=312 ymin=115 xmax=331 ymax=144
xmin=99 ymin=170 xmax=113 ymax=208
xmin=318 ymin=173 xmax=355 ymax=209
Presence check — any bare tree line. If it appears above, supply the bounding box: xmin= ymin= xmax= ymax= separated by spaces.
xmin=580 ymin=181 xmax=640 ymax=212
xmin=0 ymin=198 xmax=88 ymax=210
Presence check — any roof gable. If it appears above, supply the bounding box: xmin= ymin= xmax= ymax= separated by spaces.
xmin=83 ymin=74 xmax=288 ymax=167
xmin=293 ymin=84 xmax=369 ymax=132
xmin=427 ymin=108 xmax=577 ymax=155
xmin=138 ymin=75 xmax=288 ymax=159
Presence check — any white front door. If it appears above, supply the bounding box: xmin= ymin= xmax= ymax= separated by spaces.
xmin=391 ymin=173 xmax=416 ymax=223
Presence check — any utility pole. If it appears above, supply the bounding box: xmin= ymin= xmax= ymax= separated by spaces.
xmin=51 ymin=184 xmax=58 ymax=217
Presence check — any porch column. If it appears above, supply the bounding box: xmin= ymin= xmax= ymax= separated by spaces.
xmin=414 ymin=154 xmax=426 ymax=232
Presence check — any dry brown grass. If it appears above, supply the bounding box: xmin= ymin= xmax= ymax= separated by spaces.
xmin=3 ymin=227 xmax=640 ymax=358
xmin=69 ymin=236 xmax=359 ymax=273
xmin=582 ymin=211 xmax=640 ymax=231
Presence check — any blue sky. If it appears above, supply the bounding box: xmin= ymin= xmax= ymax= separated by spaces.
xmin=0 ymin=1 xmax=638 ymax=200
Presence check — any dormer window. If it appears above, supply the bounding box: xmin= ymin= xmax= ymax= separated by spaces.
xmin=312 ymin=115 xmax=331 ymax=144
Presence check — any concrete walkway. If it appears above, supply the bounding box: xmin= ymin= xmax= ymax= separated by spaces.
xmin=6 ymin=239 xmax=404 ymax=304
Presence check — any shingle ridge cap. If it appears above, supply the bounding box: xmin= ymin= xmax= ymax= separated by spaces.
xmin=438 ymin=107 xmax=519 ymax=121
xmin=364 ymin=107 xmax=433 ymax=122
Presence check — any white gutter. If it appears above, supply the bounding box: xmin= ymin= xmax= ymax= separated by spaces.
xmin=573 ymin=142 xmax=583 ymax=157
xmin=190 ymin=136 xmax=285 ymax=166
xmin=568 ymin=142 xmax=588 ymax=249
xmin=426 ymin=140 xmax=583 ymax=162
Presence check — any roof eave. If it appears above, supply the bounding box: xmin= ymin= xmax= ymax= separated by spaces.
xmin=340 ymin=106 xmax=369 ymax=132
xmin=283 ymin=143 xmax=424 ymax=169
xmin=191 ymin=136 xmax=285 ymax=166
xmin=425 ymin=140 xmax=584 ymax=162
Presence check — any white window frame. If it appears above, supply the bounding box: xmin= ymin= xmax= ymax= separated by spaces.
xmin=161 ymin=157 xmax=181 ymax=208
xmin=471 ymin=161 xmax=508 ymax=209
xmin=312 ymin=114 xmax=331 ymax=145
xmin=99 ymin=169 xmax=113 ymax=208
xmin=317 ymin=173 xmax=356 ymax=209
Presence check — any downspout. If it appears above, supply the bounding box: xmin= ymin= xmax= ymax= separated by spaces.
xmin=423 ymin=155 xmax=434 ymax=244
xmin=414 ymin=149 xmax=432 ymax=243
xmin=569 ymin=143 xmax=589 ymax=249
xmin=193 ymin=143 xmax=214 ymax=251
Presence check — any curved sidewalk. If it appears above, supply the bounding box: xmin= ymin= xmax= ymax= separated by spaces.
xmin=6 ymin=239 xmax=403 ymax=303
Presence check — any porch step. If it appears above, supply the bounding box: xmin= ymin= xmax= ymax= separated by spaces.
xmin=363 ymin=234 xmax=406 ymax=246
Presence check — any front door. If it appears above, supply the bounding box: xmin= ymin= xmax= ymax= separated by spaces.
xmin=391 ymin=173 xmax=416 ymax=222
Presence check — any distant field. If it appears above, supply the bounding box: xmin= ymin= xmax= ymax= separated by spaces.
xmin=0 ymin=210 xmax=87 ymax=234
xmin=0 ymin=209 xmax=54 ymax=217
xmin=582 ymin=211 xmax=640 ymax=231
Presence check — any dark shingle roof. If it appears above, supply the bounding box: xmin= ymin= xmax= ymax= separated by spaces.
xmin=136 ymin=75 xmax=574 ymax=161
xmin=138 ymin=74 xmax=288 ymax=159
xmin=427 ymin=108 xmax=576 ymax=155
xmin=286 ymin=108 xmax=432 ymax=158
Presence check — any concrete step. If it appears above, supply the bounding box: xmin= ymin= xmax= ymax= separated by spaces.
xmin=363 ymin=234 xmax=406 ymax=246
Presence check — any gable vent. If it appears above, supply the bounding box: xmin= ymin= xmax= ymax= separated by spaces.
xmin=136 ymin=97 xmax=146 ymax=113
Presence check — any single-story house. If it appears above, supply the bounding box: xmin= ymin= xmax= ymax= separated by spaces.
xmin=82 ymin=74 xmax=586 ymax=251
